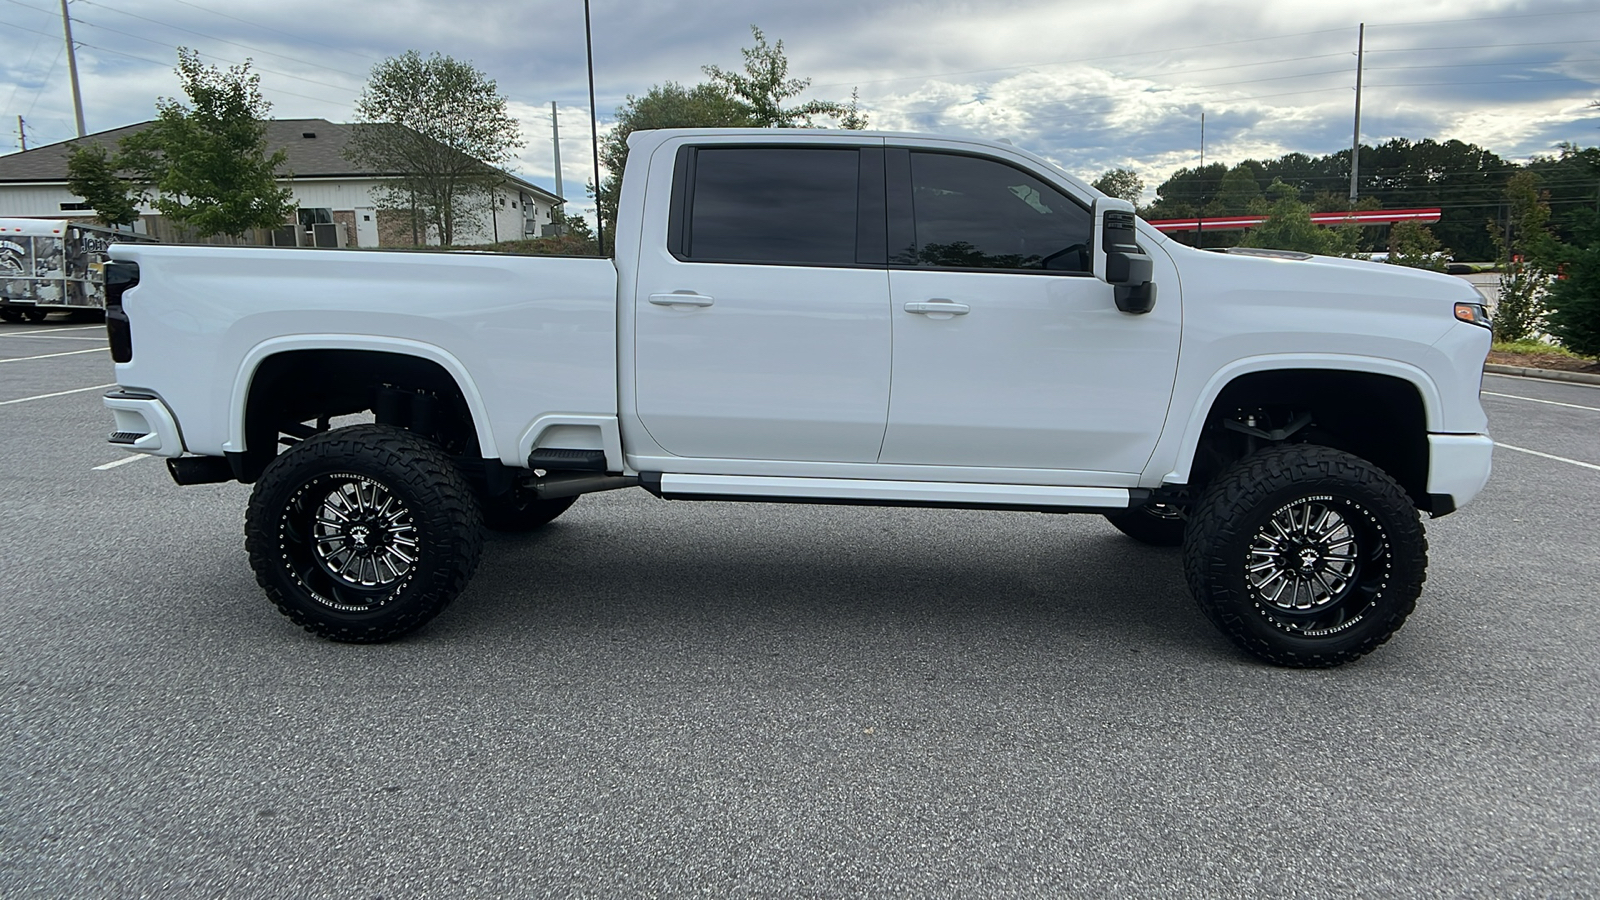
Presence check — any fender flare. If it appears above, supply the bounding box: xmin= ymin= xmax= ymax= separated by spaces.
xmin=223 ymin=335 xmax=498 ymax=459
xmin=1158 ymin=354 xmax=1443 ymax=485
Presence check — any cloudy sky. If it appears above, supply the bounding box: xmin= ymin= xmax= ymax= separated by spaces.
xmin=2 ymin=0 xmax=1597 ymax=220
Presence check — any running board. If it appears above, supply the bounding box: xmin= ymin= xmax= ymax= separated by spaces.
xmin=640 ymin=473 xmax=1141 ymax=513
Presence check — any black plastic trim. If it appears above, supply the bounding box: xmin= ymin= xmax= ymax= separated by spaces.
xmin=528 ymin=448 xmax=608 ymax=471
xmin=1427 ymin=493 xmax=1458 ymax=518
xmin=167 ymin=456 xmax=235 ymax=485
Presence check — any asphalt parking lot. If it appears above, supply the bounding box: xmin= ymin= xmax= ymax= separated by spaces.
xmin=2 ymin=318 xmax=1597 ymax=898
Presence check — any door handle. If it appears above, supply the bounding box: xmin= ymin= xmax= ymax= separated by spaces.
xmin=649 ymin=291 xmax=714 ymax=308
xmin=903 ymin=299 xmax=970 ymax=317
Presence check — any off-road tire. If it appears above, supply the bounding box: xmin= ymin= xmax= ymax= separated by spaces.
xmin=1104 ymin=503 xmax=1186 ymax=547
xmin=245 ymin=424 xmax=483 ymax=643
xmin=1182 ymin=444 xmax=1426 ymax=668
xmin=480 ymin=487 xmax=578 ymax=532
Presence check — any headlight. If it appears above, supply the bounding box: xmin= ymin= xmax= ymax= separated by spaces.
xmin=1454 ymin=302 xmax=1492 ymax=330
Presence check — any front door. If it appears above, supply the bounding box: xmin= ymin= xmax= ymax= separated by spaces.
xmin=879 ymin=149 xmax=1180 ymax=477
xmin=633 ymin=144 xmax=892 ymax=463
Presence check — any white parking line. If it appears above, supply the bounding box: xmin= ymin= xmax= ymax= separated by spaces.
xmin=0 ymin=347 xmax=107 ymax=363
xmin=94 ymin=453 xmax=152 ymax=471
xmin=0 ymin=383 xmax=116 ymax=406
xmin=0 ymin=325 xmax=104 ymax=336
xmin=1495 ymin=442 xmax=1600 ymax=473
xmin=1481 ymin=391 xmax=1600 ymax=413
xmin=0 ymin=333 xmax=108 ymax=341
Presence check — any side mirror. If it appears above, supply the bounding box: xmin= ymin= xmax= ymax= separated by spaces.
xmin=1092 ymin=198 xmax=1157 ymax=314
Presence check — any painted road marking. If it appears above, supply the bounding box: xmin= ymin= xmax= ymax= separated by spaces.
xmin=94 ymin=453 xmax=153 ymax=471
xmin=1481 ymin=390 xmax=1600 ymax=413
xmin=0 ymin=383 xmax=116 ymax=406
xmin=1495 ymin=442 xmax=1600 ymax=473
xmin=0 ymin=325 xmax=104 ymax=336
xmin=0 ymin=347 xmax=107 ymax=362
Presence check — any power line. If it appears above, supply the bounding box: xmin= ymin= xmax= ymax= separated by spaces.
xmin=74 ymin=0 xmax=367 ymax=79
xmin=160 ymin=0 xmax=381 ymax=65
xmin=73 ymin=40 xmax=352 ymax=107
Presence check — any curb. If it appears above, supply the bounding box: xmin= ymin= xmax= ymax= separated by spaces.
xmin=1484 ymin=363 xmax=1600 ymax=386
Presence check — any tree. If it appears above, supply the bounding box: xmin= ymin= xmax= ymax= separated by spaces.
xmin=64 ymin=143 xmax=140 ymax=228
xmin=1238 ymin=180 xmax=1358 ymax=255
xmin=702 ymin=26 xmax=853 ymax=128
xmin=117 ymin=48 xmax=293 ymax=239
xmin=1091 ymin=168 xmax=1143 ymax=207
xmin=345 ymin=50 xmax=523 ymax=246
xmin=1385 ymin=221 xmax=1449 ymax=271
xmin=1543 ymin=212 xmax=1600 ymax=357
xmin=1488 ymin=170 xmax=1556 ymax=342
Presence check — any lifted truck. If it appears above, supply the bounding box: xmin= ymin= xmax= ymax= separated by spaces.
xmin=100 ymin=128 xmax=1494 ymax=667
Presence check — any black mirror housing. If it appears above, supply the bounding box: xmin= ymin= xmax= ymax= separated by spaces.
xmin=1100 ymin=208 xmax=1157 ymax=314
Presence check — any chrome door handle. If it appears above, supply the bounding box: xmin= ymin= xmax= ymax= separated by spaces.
xmin=903 ymin=299 xmax=970 ymax=317
xmin=648 ymin=291 xmax=714 ymax=308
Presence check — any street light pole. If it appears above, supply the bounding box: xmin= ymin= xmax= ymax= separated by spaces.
xmin=584 ymin=0 xmax=604 ymax=256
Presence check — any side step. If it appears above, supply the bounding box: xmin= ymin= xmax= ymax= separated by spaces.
xmin=527 ymin=448 xmax=608 ymax=472
xmin=640 ymin=473 xmax=1141 ymax=513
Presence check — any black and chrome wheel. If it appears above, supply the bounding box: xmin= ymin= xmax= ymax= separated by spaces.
xmin=1105 ymin=502 xmax=1185 ymax=547
xmin=1183 ymin=444 xmax=1426 ymax=668
xmin=246 ymin=425 xmax=483 ymax=643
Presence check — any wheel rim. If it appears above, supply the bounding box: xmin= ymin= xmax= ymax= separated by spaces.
xmin=1244 ymin=494 xmax=1390 ymax=637
xmin=280 ymin=473 xmax=418 ymax=612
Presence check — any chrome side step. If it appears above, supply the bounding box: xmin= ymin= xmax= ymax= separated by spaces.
xmin=640 ymin=473 xmax=1138 ymax=512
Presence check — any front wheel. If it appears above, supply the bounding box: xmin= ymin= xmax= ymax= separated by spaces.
xmin=245 ymin=425 xmax=483 ymax=643
xmin=1182 ymin=444 xmax=1426 ymax=668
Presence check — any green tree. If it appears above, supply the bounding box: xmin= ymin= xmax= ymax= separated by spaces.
xmin=64 ymin=143 xmax=140 ymax=228
xmin=117 ymin=48 xmax=293 ymax=239
xmin=1488 ymin=171 xmax=1557 ymax=342
xmin=1543 ymin=209 xmax=1600 ymax=357
xmin=1091 ymin=168 xmax=1143 ymax=207
xmin=703 ymin=26 xmax=855 ymax=128
xmin=1207 ymin=162 xmax=1263 ymax=216
xmin=1385 ymin=221 xmax=1449 ymax=271
xmin=1240 ymin=180 xmax=1358 ymax=255
xmin=345 ymin=50 xmax=523 ymax=246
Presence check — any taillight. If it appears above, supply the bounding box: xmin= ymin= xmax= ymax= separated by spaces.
xmin=104 ymin=261 xmax=138 ymax=363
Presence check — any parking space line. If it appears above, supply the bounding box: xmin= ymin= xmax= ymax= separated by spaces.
xmin=0 ymin=325 xmax=104 ymax=336
xmin=0 ymin=347 xmax=107 ymax=363
xmin=0 ymin=383 xmax=116 ymax=406
xmin=1482 ymin=391 xmax=1600 ymax=413
xmin=0 ymin=334 xmax=109 ymax=341
xmin=94 ymin=454 xmax=152 ymax=471
xmin=1495 ymin=442 xmax=1600 ymax=473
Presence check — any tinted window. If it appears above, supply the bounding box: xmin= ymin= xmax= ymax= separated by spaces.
xmin=901 ymin=152 xmax=1091 ymax=272
xmin=688 ymin=148 xmax=859 ymax=265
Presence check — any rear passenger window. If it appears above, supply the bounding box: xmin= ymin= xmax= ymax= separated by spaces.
xmin=684 ymin=148 xmax=860 ymax=266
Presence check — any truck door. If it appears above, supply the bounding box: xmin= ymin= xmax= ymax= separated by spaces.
xmin=632 ymin=144 xmax=892 ymax=463
xmin=879 ymin=148 xmax=1181 ymax=476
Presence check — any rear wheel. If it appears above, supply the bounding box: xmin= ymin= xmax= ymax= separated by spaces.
xmin=1182 ymin=444 xmax=1426 ymax=668
xmin=21 ymin=308 xmax=47 ymax=323
xmin=245 ymin=424 xmax=483 ymax=643
xmin=1104 ymin=502 xmax=1185 ymax=547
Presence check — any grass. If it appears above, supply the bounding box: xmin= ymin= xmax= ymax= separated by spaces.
xmin=1491 ymin=340 xmax=1588 ymax=359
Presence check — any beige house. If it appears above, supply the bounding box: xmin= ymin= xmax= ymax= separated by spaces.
xmin=0 ymin=118 xmax=563 ymax=248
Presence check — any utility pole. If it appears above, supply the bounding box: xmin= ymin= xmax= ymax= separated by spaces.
xmin=550 ymin=101 xmax=565 ymax=205
xmin=59 ymin=0 xmax=86 ymax=137
xmin=16 ymin=116 xmax=26 ymax=151
xmin=1196 ymin=112 xmax=1205 ymax=249
xmin=583 ymin=0 xmax=604 ymax=255
xmin=1350 ymin=23 xmax=1364 ymax=204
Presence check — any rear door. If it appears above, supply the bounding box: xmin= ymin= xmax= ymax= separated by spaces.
xmin=631 ymin=143 xmax=892 ymax=463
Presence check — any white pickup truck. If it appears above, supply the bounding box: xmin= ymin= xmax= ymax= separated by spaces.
xmin=101 ymin=128 xmax=1494 ymax=667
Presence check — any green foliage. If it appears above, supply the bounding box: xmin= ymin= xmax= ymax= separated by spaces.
xmin=345 ymin=50 xmax=523 ymax=246
xmin=1543 ymin=209 xmax=1600 ymax=357
xmin=1208 ymin=162 xmax=1263 ymax=216
xmin=1239 ymin=180 xmax=1358 ymax=256
xmin=595 ymin=26 xmax=864 ymax=244
xmin=1091 ymin=168 xmax=1143 ymax=207
xmin=1492 ymin=339 xmax=1585 ymax=358
xmin=1386 ymin=221 xmax=1449 ymax=271
xmin=702 ymin=26 xmax=854 ymax=128
xmin=118 ymin=48 xmax=293 ymax=239
xmin=1489 ymin=171 xmax=1557 ymax=343
xmin=64 ymin=143 xmax=140 ymax=227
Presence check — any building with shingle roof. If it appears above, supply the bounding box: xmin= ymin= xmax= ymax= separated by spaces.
xmin=0 ymin=118 xmax=563 ymax=247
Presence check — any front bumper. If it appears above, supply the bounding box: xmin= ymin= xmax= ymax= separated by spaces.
xmin=1426 ymin=433 xmax=1494 ymax=515
xmin=104 ymin=390 xmax=185 ymax=457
